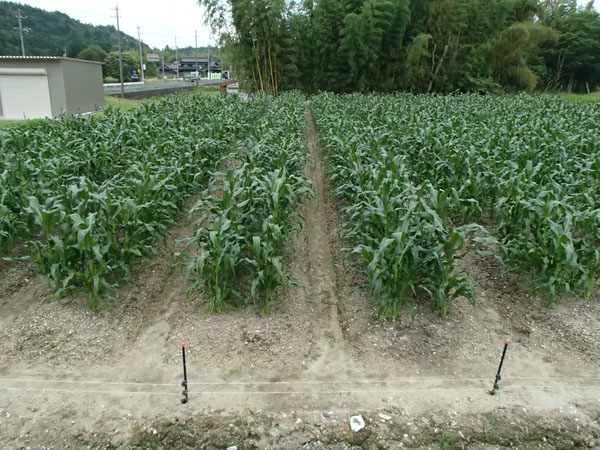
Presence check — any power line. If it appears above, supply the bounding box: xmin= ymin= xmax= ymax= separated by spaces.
xmin=1 ymin=375 xmax=599 ymax=387
xmin=13 ymin=9 xmax=31 ymax=56
xmin=1 ymin=384 xmax=599 ymax=398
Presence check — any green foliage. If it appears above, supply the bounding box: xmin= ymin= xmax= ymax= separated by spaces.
xmin=404 ymin=33 xmax=432 ymax=92
xmin=312 ymin=92 xmax=600 ymax=316
xmin=486 ymin=23 xmax=558 ymax=91
xmin=77 ymin=45 xmax=107 ymax=63
xmin=560 ymin=90 xmax=600 ymax=103
xmin=184 ymin=92 xmax=312 ymax=313
xmin=104 ymin=52 xmax=138 ymax=81
xmin=544 ymin=10 xmax=600 ymax=92
xmin=200 ymin=0 xmax=595 ymax=94
xmin=0 ymin=1 xmax=144 ymax=57
xmin=103 ymin=96 xmax=143 ymax=111
xmin=145 ymin=62 xmax=159 ymax=78
xmin=0 ymin=93 xmax=261 ymax=309
xmin=200 ymin=0 xmax=287 ymax=95
xmin=539 ymin=0 xmax=578 ymax=25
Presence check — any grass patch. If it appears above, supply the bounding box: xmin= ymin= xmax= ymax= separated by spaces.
xmin=104 ymin=87 xmax=222 ymax=112
xmin=0 ymin=118 xmax=48 ymax=129
xmin=558 ymin=90 xmax=600 ymax=103
xmin=0 ymin=120 xmax=24 ymax=128
xmin=192 ymin=85 xmax=222 ymax=96
xmin=2 ymin=87 xmax=228 ymax=127
xmin=104 ymin=96 xmax=144 ymax=111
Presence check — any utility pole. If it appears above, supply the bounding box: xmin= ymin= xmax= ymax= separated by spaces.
xmin=207 ymin=43 xmax=210 ymax=80
xmin=14 ymin=9 xmax=30 ymax=56
xmin=175 ymin=36 xmax=179 ymax=80
xmin=111 ymin=4 xmax=125 ymax=98
xmin=195 ymin=30 xmax=199 ymax=87
xmin=136 ymin=26 xmax=145 ymax=82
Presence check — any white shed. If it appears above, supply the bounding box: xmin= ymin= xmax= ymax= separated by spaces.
xmin=0 ymin=56 xmax=104 ymax=120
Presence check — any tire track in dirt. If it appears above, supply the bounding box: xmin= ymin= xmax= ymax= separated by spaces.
xmin=300 ymin=109 xmax=358 ymax=381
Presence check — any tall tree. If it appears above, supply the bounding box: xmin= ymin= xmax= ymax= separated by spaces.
xmin=539 ymin=0 xmax=578 ymax=25
xmin=545 ymin=10 xmax=600 ymax=91
xmin=486 ymin=22 xmax=558 ymax=90
xmin=312 ymin=0 xmax=347 ymax=92
xmin=197 ymin=0 xmax=600 ymax=94
xmin=339 ymin=1 xmax=394 ymax=92
xmin=200 ymin=0 xmax=287 ymax=94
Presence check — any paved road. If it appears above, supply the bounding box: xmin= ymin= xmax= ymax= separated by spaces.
xmin=103 ymin=79 xmax=222 ymax=96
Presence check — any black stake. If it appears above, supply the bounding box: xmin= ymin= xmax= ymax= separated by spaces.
xmin=181 ymin=342 xmax=189 ymax=404
xmin=489 ymin=339 xmax=510 ymax=395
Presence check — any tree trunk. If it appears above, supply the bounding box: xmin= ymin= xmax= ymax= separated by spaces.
xmin=427 ymin=38 xmax=450 ymax=93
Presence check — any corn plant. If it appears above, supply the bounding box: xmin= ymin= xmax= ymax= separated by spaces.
xmin=185 ymin=214 xmax=244 ymax=313
xmin=0 ymin=92 xmax=266 ymax=308
xmin=311 ymin=92 xmax=600 ymax=311
xmin=312 ymin=93 xmax=489 ymax=320
xmin=184 ymin=92 xmax=313 ymax=313
xmin=247 ymin=219 xmax=285 ymax=312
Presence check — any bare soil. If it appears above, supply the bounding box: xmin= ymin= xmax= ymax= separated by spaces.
xmin=0 ymin=111 xmax=599 ymax=449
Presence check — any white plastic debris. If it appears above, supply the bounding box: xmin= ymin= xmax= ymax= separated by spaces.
xmin=378 ymin=413 xmax=392 ymax=421
xmin=350 ymin=415 xmax=365 ymax=432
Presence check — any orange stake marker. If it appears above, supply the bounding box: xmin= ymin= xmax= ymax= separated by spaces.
xmin=181 ymin=342 xmax=188 ymax=404
xmin=489 ymin=339 xmax=510 ymax=395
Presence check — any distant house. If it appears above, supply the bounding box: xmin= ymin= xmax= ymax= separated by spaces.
xmin=178 ymin=58 xmax=221 ymax=73
xmin=0 ymin=56 xmax=104 ymax=120
xmin=160 ymin=63 xmax=175 ymax=73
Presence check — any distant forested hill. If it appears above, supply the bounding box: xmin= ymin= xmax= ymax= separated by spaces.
xmin=0 ymin=1 xmax=145 ymax=57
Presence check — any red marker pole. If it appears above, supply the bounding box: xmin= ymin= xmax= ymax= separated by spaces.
xmin=489 ymin=339 xmax=510 ymax=395
xmin=181 ymin=342 xmax=189 ymax=404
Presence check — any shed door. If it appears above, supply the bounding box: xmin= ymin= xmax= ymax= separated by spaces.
xmin=0 ymin=68 xmax=52 ymax=120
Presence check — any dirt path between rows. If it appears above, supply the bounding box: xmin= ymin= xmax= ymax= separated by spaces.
xmin=0 ymin=108 xmax=600 ymax=448
xmin=299 ymin=109 xmax=356 ymax=384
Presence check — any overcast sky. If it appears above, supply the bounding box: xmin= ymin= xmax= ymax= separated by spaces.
xmin=19 ymin=0 xmax=213 ymax=49
xmin=14 ymin=0 xmax=597 ymax=50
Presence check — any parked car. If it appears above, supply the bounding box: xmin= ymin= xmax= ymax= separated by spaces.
xmin=183 ymin=72 xmax=200 ymax=82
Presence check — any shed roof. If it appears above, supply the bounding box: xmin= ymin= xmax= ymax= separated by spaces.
xmin=0 ymin=56 xmax=104 ymax=65
xmin=180 ymin=57 xmax=220 ymax=63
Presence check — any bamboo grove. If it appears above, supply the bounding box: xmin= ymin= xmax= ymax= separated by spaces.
xmin=311 ymin=93 xmax=600 ymax=320
xmin=200 ymin=0 xmax=600 ymax=95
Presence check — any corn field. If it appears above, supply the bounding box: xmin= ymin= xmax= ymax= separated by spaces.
xmin=311 ymin=93 xmax=600 ymax=319
xmin=0 ymin=94 xmax=268 ymax=308
xmin=2 ymin=90 xmax=598 ymax=318
xmin=183 ymin=92 xmax=312 ymax=313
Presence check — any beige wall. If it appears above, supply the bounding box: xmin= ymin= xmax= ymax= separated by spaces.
xmin=0 ymin=68 xmax=52 ymax=119
xmin=0 ymin=60 xmax=66 ymax=116
xmin=0 ymin=59 xmax=103 ymax=118
xmin=61 ymin=60 xmax=104 ymax=114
